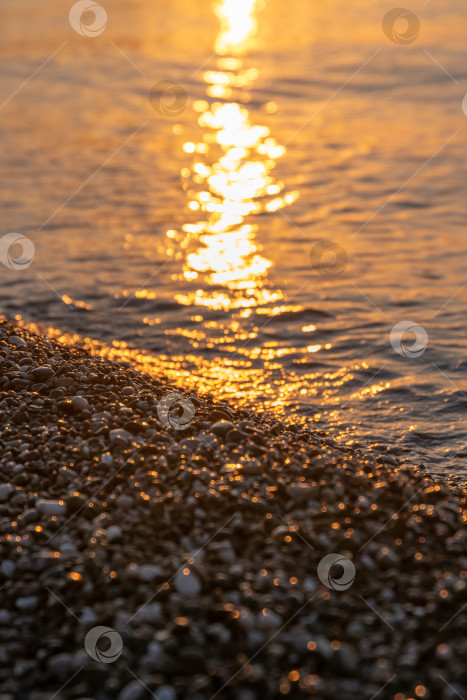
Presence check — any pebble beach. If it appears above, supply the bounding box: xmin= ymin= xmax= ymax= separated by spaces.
xmin=1 ymin=317 xmax=466 ymax=700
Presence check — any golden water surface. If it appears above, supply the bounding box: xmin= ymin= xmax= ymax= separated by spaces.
xmin=1 ymin=0 xmax=466 ymax=474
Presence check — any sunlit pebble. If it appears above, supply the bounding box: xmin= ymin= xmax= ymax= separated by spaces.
xmin=175 ymin=616 xmax=188 ymax=627
xmin=436 ymin=643 xmax=453 ymax=661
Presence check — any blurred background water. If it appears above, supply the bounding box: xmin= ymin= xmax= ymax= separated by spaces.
xmin=1 ymin=0 xmax=466 ymax=478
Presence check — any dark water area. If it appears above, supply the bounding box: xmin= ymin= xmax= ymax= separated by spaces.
xmin=1 ymin=0 xmax=466 ymax=479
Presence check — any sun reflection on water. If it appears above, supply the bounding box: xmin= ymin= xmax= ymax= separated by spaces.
xmin=122 ymin=0 xmax=394 ymax=430
xmin=172 ymin=1 xmax=298 ymax=314
xmin=153 ymin=0 xmax=337 ymax=411
xmin=156 ymin=0 xmax=387 ymax=417
xmin=214 ymin=0 xmax=262 ymax=55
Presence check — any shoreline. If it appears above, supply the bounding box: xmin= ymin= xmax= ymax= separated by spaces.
xmin=1 ymin=318 xmax=466 ymax=699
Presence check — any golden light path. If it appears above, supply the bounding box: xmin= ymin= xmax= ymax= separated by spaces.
xmin=175 ymin=97 xmax=298 ymax=311
xmin=150 ymin=0 xmax=328 ymax=411
xmin=173 ymin=0 xmax=298 ymax=313
xmin=137 ymin=0 xmax=384 ymax=418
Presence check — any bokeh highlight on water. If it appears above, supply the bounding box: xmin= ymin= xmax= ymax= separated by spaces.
xmin=0 ymin=0 xmax=466 ymax=478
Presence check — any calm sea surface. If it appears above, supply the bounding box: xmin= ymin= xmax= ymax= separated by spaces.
xmin=1 ymin=0 xmax=466 ymax=479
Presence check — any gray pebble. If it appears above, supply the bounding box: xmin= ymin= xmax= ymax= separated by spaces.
xmin=107 ymin=525 xmax=122 ymax=543
xmin=156 ymin=686 xmax=176 ymax=700
xmin=174 ymin=569 xmax=201 ymax=598
xmin=210 ymin=420 xmax=235 ymax=436
xmin=137 ymin=564 xmax=164 ymax=582
xmin=109 ymin=428 xmax=132 ymax=446
xmin=133 ymin=603 xmax=163 ymax=624
xmin=71 ymin=396 xmax=90 ymax=413
xmin=118 ymin=680 xmax=145 ymax=700
xmin=101 ymin=452 xmax=114 ymax=467
xmin=33 ymin=365 xmax=54 ymax=381
xmin=47 ymin=653 xmax=72 ymax=680
xmin=257 ymin=609 xmax=282 ymax=631
xmin=0 ymin=560 xmax=15 ymax=578
xmin=0 ymin=484 xmax=13 ymax=502
xmin=36 ymin=499 xmax=66 ymax=516
xmin=286 ymin=483 xmax=315 ymax=501
xmin=8 ymin=336 xmax=27 ymax=347
xmin=15 ymin=596 xmax=39 ymax=612
xmin=0 ymin=610 xmax=12 ymax=625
